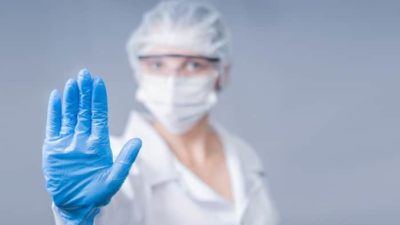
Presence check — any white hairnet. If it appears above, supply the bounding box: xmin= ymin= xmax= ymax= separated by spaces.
xmin=126 ymin=0 xmax=231 ymax=74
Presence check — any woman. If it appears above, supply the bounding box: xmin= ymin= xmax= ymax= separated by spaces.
xmin=42 ymin=1 xmax=279 ymax=225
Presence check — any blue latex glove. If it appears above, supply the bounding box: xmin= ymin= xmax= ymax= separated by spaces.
xmin=42 ymin=69 xmax=142 ymax=225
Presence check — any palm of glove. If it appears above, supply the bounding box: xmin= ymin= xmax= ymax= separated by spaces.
xmin=43 ymin=133 xmax=116 ymax=209
xmin=42 ymin=69 xmax=141 ymax=221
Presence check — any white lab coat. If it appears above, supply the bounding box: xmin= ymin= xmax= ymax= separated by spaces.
xmin=52 ymin=111 xmax=279 ymax=225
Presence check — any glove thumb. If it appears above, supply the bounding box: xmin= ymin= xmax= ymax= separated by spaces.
xmin=109 ymin=138 xmax=142 ymax=181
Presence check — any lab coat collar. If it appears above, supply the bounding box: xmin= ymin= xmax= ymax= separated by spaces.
xmin=122 ymin=110 xmax=265 ymax=188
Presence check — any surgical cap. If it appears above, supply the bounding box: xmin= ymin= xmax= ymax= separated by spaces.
xmin=126 ymin=0 xmax=231 ymax=73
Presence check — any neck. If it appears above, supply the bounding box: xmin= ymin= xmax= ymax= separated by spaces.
xmin=153 ymin=115 xmax=216 ymax=163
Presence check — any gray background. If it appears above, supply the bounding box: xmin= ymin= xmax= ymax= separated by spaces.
xmin=0 ymin=0 xmax=399 ymax=224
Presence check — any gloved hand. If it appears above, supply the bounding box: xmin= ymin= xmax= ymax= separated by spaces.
xmin=42 ymin=69 xmax=142 ymax=225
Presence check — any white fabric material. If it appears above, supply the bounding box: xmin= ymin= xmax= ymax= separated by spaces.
xmin=135 ymin=73 xmax=218 ymax=134
xmin=52 ymin=111 xmax=279 ymax=225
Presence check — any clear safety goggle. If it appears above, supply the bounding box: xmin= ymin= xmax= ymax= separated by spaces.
xmin=137 ymin=54 xmax=221 ymax=77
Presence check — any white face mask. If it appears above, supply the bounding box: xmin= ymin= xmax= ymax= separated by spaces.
xmin=135 ymin=73 xmax=218 ymax=134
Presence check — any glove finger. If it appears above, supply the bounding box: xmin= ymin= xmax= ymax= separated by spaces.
xmin=45 ymin=89 xmax=62 ymax=140
xmin=91 ymin=76 xmax=109 ymax=139
xmin=75 ymin=69 xmax=93 ymax=135
xmin=109 ymin=138 xmax=142 ymax=181
xmin=60 ymin=79 xmax=79 ymax=136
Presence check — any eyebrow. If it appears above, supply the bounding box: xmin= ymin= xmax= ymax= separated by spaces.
xmin=138 ymin=54 xmax=220 ymax=62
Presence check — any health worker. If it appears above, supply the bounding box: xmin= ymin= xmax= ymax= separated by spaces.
xmin=42 ymin=1 xmax=279 ymax=225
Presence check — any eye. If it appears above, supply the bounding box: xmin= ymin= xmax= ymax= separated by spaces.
xmin=186 ymin=61 xmax=202 ymax=71
xmin=150 ymin=60 xmax=163 ymax=70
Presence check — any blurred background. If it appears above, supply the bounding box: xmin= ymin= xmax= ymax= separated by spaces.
xmin=0 ymin=0 xmax=399 ymax=224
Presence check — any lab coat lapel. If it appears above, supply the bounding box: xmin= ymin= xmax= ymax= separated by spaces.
xmin=212 ymin=121 xmax=266 ymax=221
